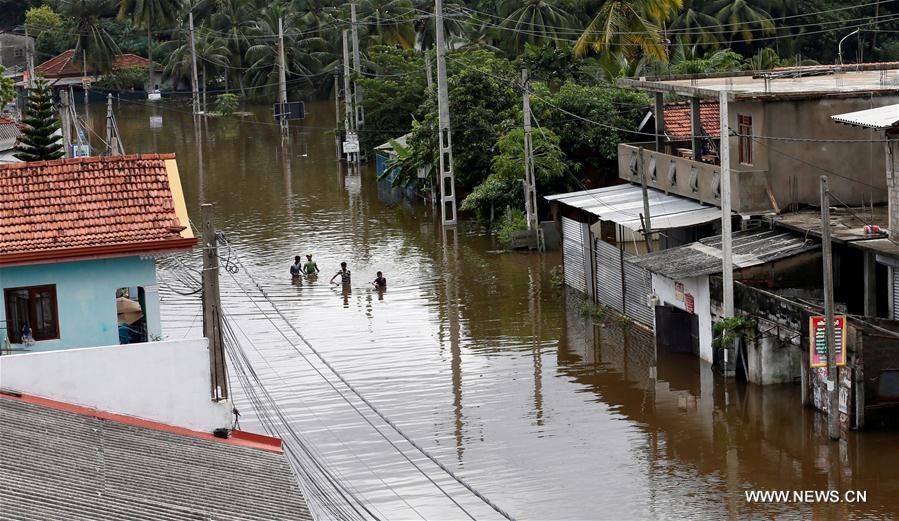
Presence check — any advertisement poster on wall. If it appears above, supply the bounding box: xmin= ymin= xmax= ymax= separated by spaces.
xmin=809 ymin=315 xmax=847 ymax=367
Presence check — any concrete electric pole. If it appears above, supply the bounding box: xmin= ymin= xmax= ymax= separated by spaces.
xmin=342 ymin=29 xmax=355 ymax=163
xmin=278 ymin=16 xmax=289 ymax=139
xmin=201 ymin=203 xmax=229 ymax=401
xmin=521 ymin=69 xmax=537 ymax=232
xmin=189 ymin=11 xmax=200 ymax=115
xmin=350 ymin=3 xmax=364 ymax=153
xmin=435 ymin=0 xmax=457 ymax=226
xmin=105 ymin=93 xmax=123 ymax=156
xmin=820 ymin=176 xmax=840 ymax=440
xmin=719 ymin=90 xmax=736 ymax=376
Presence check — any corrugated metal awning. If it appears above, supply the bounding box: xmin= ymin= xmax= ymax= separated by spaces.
xmin=831 ymin=104 xmax=899 ymax=129
xmin=375 ymin=133 xmax=410 ymax=151
xmin=545 ymin=183 xmax=722 ymax=231
xmin=628 ymin=228 xmax=817 ymax=279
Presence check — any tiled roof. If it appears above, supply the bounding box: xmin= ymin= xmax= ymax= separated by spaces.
xmin=0 ymin=395 xmax=312 ymax=521
xmin=664 ymin=101 xmax=719 ymax=140
xmin=0 ymin=154 xmax=195 ymax=265
xmin=35 ymin=50 xmax=151 ymax=78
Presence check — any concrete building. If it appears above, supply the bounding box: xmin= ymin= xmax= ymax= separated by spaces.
xmin=0 ymin=32 xmax=33 ymax=74
xmin=0 ymin=154 xmax=195 ymax=352
xmin=29 ymin=49 xmax=163 ymax=91
xmin=618 ymin=63 xmax=899 ymax=214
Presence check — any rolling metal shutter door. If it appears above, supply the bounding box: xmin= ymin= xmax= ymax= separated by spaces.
xmin=594 ymin=239 xmax=623 ymax=312
xmin=894 ymin=269 xmax=899 ymax=320
xmin=623 ymin=257 xmax=654 ymax=328
xmin=562 ymin=217 xmax=586 ymax=293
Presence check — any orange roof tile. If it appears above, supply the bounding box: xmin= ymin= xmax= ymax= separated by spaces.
xmin=0 ymin=154 xmax=196 ymax=266
xmin=35 ymin=50 xmax=152 ymax=78
xmin=664 ymin=101 xmax=719 ymax=140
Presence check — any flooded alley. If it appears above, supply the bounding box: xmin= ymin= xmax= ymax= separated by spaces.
xmin=99 ymin=99 xmax=898 ymax=520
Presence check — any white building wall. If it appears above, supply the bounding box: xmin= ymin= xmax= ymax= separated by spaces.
xmin=0 ymin=338 xmax=231 ymax=432
xmin=651 ymin=273 xmax=713 ymax=362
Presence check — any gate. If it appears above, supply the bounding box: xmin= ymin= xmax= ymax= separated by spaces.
xmin=561 ymin=217 xmax=587 ymax=294
xmin=623 ymin=257 xmax=654 ymax=327
xmin=594 ymin=239 xmax=623 ymax=312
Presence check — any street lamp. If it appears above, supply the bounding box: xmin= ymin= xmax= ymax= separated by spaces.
xmin=838 ymin=28 xmax=860 ymax=66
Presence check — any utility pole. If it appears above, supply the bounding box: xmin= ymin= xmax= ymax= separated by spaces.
xmin=638 ymin=147 xmax=653 ymax=252
xmin=435 ymin=0 xmax=457 ymax=226
xmin=820 ymin=176 xmax=840 ymax=440
xmin=278 ymin=16 xmax=289 ymax=139
xmin=521 ymin=69 xmax=537 ymax=231
xmin=82 ymin=49 xmax=89 ymax=108
xmin=334 ymin=70 xmax=341 ymax=162
xmin=425 ymin=51 xmax=434 ymax=93
xmin=60 ymin=88 xmax=72 ymax=158
xmin=350 ymin=3 xmax=364 ymax=159
xmin=719 ymin=91 xmax=734 ymax=316
xmin=201 ymin=203 xmax=229 ymax=401
xmin=342 ymin=30 xmax=355 ymax=163
xmin=189 ymin=11 xmax=200 ymax=115
xmin=25 ymin=27 xmax=35 ymax=92
xmin=105 ymin=93 xmax=123 ymax=156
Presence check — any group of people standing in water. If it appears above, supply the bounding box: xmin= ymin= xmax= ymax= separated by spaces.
xmin=290 ymin=255 xmax=386 ymax=290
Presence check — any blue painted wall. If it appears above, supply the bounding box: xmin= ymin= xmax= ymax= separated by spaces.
xmin=0 ymin=256 xmax=157 ymax=352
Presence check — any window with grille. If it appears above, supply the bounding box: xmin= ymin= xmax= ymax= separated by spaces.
xmin=738 ymin=114 xmax=753 ymax=165
xmin=4 ymin=285 xmax=59 ymax=343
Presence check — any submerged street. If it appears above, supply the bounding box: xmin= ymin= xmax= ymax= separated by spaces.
xmin=103 ymin=100 xmax=899 ymax=519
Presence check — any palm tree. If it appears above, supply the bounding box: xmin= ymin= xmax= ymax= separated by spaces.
xmin=362 ymin=0 xmax=416 ymax=49
xmin=708 ymin=0 xmax=774 ymax=46
xmin=412 ymin=0 xmax=465 ymax=51
xmin=244 ymin=5 xmax=329 ymax=98
xmin=162 ymin=28 xmax=230 ymax=111
xmin=668 ymin=0 xmax=721 ymax=51
xmin=575 ymin=0 xmax=682 ymax=61
xmin=63 ymin=0 xmax=120 ymax=73
xmin=499 ymin=0 xmax=571 ymax=51
xmin=118 ymin=0 xmax=184 ymax=65
xmin=210 ymin=0 xmax=256 ymax=94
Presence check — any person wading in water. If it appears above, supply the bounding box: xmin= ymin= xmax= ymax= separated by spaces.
xmin=372 ymin=271 xmax=386 ymax=290
xmin=330 ymin=262 xmax=351 ymax=286
xmin=303 ymin=254 xmax=320 ymax=277
xmin=290 ymin=256 xmax=302 ymax=278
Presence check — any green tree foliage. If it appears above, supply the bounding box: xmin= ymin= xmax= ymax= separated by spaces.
xmin=460 ymin=125 xmax=568 ymax=219
xmin=94 ymin=65 xmax=150 ymax=90
xmin=358 ymin=46 xmax=428 ymax=152
xmin=575 ymin=0 xmax=682 ymax=61
xmin=531 ymin=82 xmax=651 ymax=177
xmin=215 ymin=92 xmax=240 ymax=115
xmin=62 ymin=0 xmax=121 ymax=73
xmin=0 ymin=67 xmax=14 ymax=106
xmin=25 ymin=6 xmax=63 ymax=36
xmin=117 ymin=0 xmax=183 ymax=64
xmin=15 ymin=78 xmax=65 ymax=162
xmin=499 ymin=0 xmax=571 ymax=51
xmin=516 ymin=42 xmax=581 ymax=84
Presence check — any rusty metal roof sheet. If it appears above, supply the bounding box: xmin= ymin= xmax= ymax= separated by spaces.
xmin=629 ymin=228 xmax=817 ymax=279
xmin=545 ymin=183 xmax=723 ymax=231
xmin=0 ymin=396 xmax=312 ymax=521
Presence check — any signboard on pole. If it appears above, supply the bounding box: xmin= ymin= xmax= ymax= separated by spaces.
xmin=809 ymin=315 xmax=847 ymax=367
xmin=342 ymin=141 xmax=360 ymax=153
xmin=273 ymin=101 xmax=305 ymax=121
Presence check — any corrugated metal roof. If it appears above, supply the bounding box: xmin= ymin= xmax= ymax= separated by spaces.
xmin=375 ymin=132 xmax=410 ymax=151
xmin=831 ymin=104 xmax=899 ymax=129
xmin=0 ymin=396 xmax=312 ymax=521
xmin=545 ymin=183 xmax=723 ymax=231
xmin=0 ymin=118 xmax=20 ymax=151
xmin=628 ymin=228 xmax=817 ymax=279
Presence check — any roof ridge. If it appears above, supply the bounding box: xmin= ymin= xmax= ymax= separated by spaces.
xmin=0 ymin=153 xmax=177 ymax=171
xmin=0 ymin=392 xmax=284 ymax=453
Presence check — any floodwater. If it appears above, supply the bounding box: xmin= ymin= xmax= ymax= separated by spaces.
xmin=94 ymin=98 xmax=898 ymax=520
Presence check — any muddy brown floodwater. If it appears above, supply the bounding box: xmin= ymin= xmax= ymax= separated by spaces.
xmin=93 ymin=98 xmax=898 ymax=520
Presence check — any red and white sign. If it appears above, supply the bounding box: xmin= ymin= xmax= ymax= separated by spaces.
xmin=809 ymin=315 xmax=846 ymax=368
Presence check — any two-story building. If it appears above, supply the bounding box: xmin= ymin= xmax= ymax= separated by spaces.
xmin=0 ymin=153 xmax=196 ymax=352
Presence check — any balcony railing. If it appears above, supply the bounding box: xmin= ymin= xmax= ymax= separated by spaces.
xmin=618 ymin=144 xmax=771 ymax=214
